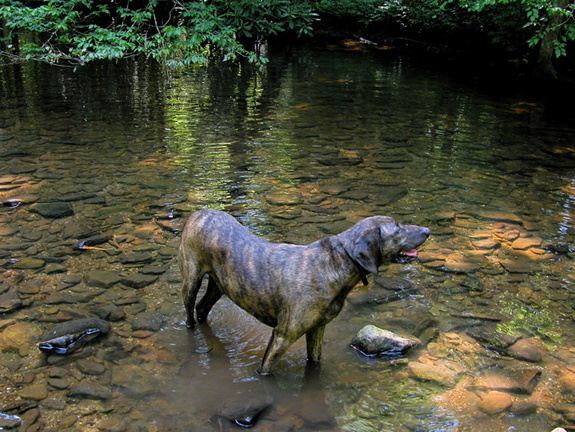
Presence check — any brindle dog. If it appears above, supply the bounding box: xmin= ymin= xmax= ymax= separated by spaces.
xmin=179 ymin=209 xmax=430 ymax=375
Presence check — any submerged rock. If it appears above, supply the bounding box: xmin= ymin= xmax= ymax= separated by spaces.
xmin=351 ymin=325 xmax=420 ymax=357
xmin=38 ymin=317 xmax=111 ymax=354
xmin=408 ymin=362 xmax=457 ymax=387
xmin=477 ymin=390 xmax=513 ymax=414
xmin=216 ymin=395 xmax=273 ymax=428
xmin=30 ymin=202 xmax=74 ymax=218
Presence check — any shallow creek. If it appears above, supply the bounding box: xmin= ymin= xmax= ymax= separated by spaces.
xmin=0 ymin=43 xmax=574 ymax=432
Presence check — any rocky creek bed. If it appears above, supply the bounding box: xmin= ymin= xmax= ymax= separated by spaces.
xmin=0 ymin=150 xmax=574 ymax=431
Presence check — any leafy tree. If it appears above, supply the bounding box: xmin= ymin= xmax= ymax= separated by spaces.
xmin=0 ymin=0 xmax=317 ymax=66
xmin=433 ymin=0 xmax=575 ymax=78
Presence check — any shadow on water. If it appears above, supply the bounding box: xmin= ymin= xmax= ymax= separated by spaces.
xmin=0 ymin=42 xmax=574 ymax=432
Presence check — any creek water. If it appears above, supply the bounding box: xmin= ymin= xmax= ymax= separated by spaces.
xmin=0 ymin=42 xmax=574 ymax=432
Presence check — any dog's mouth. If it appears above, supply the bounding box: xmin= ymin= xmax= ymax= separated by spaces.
xmin=393 ymin=249 xmax=420 ymax=264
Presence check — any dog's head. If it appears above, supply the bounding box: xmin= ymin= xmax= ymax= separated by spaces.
xmin=343 ymin=216 xmax=430 ymax=275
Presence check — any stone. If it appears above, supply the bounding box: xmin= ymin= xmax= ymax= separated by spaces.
xmin=30 ymin=202 xmax=74 ymax=218
xmin=0 ymin=413 xmax=21 ymax=430
xmin=77 ymin=358 xmax=107 ymax=375
xmin=18 ymin=382 xmax=49 ymax=400
xmin=0 ymin=290 xmax=23 ymax=313
xmin=39 ymin=317 xmax=111 ymax=354
xmin=121 ymin=274 xmax=158 ymax=289
xmin=472 ymin=238 xmax=500 ymax=249
xmin=112 ymin=364 xmax=160 ymax=398
xmin=474 ymin=368 xmax=541 ymax=394
xmin=477 ymin=391 xmax=513 ymax=414
xmin=68 ymin=381 xmax=112 ymax=400
xmin=131 ymin=311 xmax=166 ymax=332
xmin=509 ymin=400 xmax=537 ymax=415
xmin=44 ymin=263 xmax=67 ymax=274
xmin=11 ymin=258 xmax=45 ymax=269
xmin=407 ymin=362 xmax=457 ymax=387
xmin=265 ymin=191 xmax=303 ymax=206
xmin=376 ymin=277 xmax=413 ymax=291
xmin=85 ymin=270 xmax=122 ymax=288
xmin=512 ymin=237 xmax=542 ymax=250
xmin=351 ymin=325 xmax=420 ymax=356
xmin=119 ymin=252 xmax=154 ymax=265
xmin=507 ymin=338 xmax=542 ymax=362
xmin=0 ymin=321 xmax=42 ymax=354
xmin=216 ymin=395 xmax=273 ymax=428
xmin=96 ymin=417 xmax=127 ymax=432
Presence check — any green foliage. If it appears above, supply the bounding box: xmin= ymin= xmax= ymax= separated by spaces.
xmin=0 ymin=0 xmax=317 ymax=66
xmin=434 ymin=0 xmax=575 ymax=59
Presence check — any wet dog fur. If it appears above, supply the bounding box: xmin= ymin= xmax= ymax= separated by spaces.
xmin=179 ymin=209 xmax=430 ymax=375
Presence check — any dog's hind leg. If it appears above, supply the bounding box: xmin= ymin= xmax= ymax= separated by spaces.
xmin=179 ymin=251 xmax=203 ymax=328
xmin=196 ymin=276 xmax=222 ymax=322
xmin=305 ymin=325 xmax=325 ymax=364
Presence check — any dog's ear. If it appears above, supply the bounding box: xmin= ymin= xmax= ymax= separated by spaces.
xmin=351 ymin=235 xmax=380 ymax=275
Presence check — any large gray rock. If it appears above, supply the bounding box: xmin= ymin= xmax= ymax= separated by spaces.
xmin=351 ymin=325 xmax=420 ymax=356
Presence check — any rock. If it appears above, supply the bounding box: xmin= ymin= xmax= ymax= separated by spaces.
xmin=44 ymin=263 xmax=67 ymax=274
xmin=509 ymin=400 xmax=537 ymax=415
xmin=512 ymin=237 xmax=542 ymax=250
xmin=91 ymin=304 xmax=126 ymax=322
xmin=0 ymin=413 xmax=21 ymax=430
xmin=77 ymin=234 xmax=112 ymax=249
xmin=77 ymin=358 xmax=107 ymax=375
xmin=119 ymin=252 xmax=154 ymax=265
xmin=29 ymin=202 xmax=74 ymax=218
xmin=131 ymin=311 xmax=166 ymax=332
xmin=39 ymin=317 xmax=111 ymax=354
xmin=121 ymin=274 xmax=158 ymax=289
xmin=0 ymin=290 xmax=23 ymax=313
xmin=18 ymin=382 xmax=49 ymax=400
xmin=265 ymin=191 xmax=303 ymax=206
xmin=351 ymin=325 xmax=420 ymax=356
xmin=96 ymin=417 xmax=127 ymax=432
xmin=112 ymin=364 xmax=160 ymax=398
xmin=499 ymin=258 xmax=533 ymax=274
xmin=507 ymin=338 xmax=542 ymax=362
xmin=472 ymin=238 xmax=500 ymax=249
xmin=407 ymin=362 xmax=457 ymax=387
xmin=0 ymin=321 xmax=42 ymax=355
xmin=477 ymin=390 xmax=513 ymax=414
xmin=11 ymin=258 xmax=45 ymax=269
xmin=68 ymin=381 xmax=112 ymax=400
xmin=85 ymin=270 xmax=123 ymax=288
xmin=376 ymin=277 xmax=413 ymax=291
xmin=216 ymin=395 xmax=273 ymax=428
xmin=474 ymin=368 xmax=541 ymax=394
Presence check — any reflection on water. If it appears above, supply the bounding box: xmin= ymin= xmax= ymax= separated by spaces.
xmin=0 ymin=44 xmax=574 ymax=432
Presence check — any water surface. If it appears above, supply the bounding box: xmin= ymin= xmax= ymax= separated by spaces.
xmin=0 ymin=43 xmax=574 ymax=432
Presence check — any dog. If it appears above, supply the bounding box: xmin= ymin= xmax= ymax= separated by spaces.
xmin=178 ymin=209 xmax=430 ymax=375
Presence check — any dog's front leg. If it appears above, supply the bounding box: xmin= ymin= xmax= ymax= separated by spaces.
xmin=258 ymin=329 xmax=295 ymax=376
xmin=305 ymin=325 xmax=325 ymax=363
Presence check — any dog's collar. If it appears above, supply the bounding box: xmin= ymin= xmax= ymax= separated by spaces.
xmin=343 ymin=247 xmax=369 ymax=286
